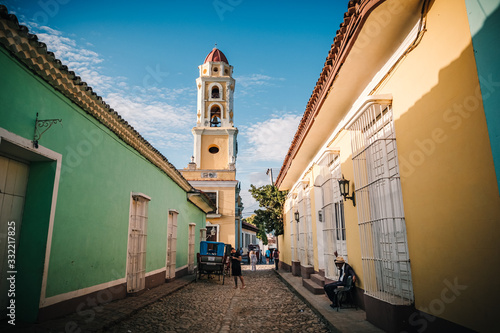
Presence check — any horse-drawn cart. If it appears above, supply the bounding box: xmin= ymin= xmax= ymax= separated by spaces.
xmin=196 ymin=241 xmax=231 ymax=284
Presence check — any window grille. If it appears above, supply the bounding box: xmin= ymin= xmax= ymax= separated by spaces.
xmin=188 ymin=224 xmax=195 ymax=274
xmin=166 ymin=211 xmax=178 ymax=279
xmin=320 ymin=155 xmax=348 ymax=280
xmin=127 ymin=194 xmax=149 ymax=292
xmin=244 ymin=233 xmax=250 ymax=248
xmin=305 ymin=189 xmax=314 ymax=265
xmin=289 ymin=203 xmax=297 ymax=262
xmin=349 ymin=102 xmax=413 ymax=305
xmin=297 ymin=193 xmax=307 ymax=265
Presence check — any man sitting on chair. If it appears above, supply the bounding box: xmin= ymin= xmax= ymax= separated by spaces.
xmin=324 ymin=256 xmax=356 ymax=308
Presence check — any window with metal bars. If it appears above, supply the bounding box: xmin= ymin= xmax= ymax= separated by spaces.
xmin=127 ymin=194 xmax=149 ymax=293
xmin=319 ymin=155 xmax=348 ymax=280
xmin=297 ymin=189 xmax=313 ymax=266
xmin=288 ymin=202 xmax=297 ymax=262
xmin=349 ymin=101 xmax=413 ymax=305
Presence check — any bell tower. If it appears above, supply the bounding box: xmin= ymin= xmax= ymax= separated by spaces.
xmin=192 ymin=47 xmax=238 ymax=170
xmin=180 ymin=47 xmax=242 ymax=250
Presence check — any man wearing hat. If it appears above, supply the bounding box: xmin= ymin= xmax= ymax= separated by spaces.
xmin=324 ymin=256 xmax=356 ymax=308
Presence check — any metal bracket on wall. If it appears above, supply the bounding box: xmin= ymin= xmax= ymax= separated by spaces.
xmin=33 ymin=112 xmax=62 ymax=148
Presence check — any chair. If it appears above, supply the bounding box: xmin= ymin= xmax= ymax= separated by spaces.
xmin=334 ymin=275 xmax=357 ymax=311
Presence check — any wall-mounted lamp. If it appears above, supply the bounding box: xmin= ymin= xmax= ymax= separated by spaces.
xmin=294 ymin=211 xmax=300 ymax=222
xmin=338 ymin=175 xmax=356 ymax=206
xmin=318 ymin=210 xmax=323 ymax=222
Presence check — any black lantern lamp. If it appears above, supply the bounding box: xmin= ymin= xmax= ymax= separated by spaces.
xmin=294 ymin=211 xmax=300 ymax=222
xmin=338 ymin=175 xmax=356 ymax=206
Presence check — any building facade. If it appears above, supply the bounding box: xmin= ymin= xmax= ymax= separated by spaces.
xmin=0 ymin=6 xmax=214 ymax=323
xmin=180 ymin=48 xmax=243 ymax=250
xmin=276 ymin=1 xmax=500 ymax=332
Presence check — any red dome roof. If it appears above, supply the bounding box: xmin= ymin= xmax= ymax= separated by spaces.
xmin=204 ymin=47 xmax=229 ymax=64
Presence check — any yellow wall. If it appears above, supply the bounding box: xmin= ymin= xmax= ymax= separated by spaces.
xmin=373 ymin=0 xmax=500 ymax=330
xmin=204 ymin=185 xmax=236 ymax=247
xmin=200 ymin=135 xmax=228 ymax=169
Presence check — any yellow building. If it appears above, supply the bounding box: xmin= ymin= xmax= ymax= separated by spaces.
xmin=180 ymin=47 xmax=243 ymax=249
xmin=276 ymin=1 xmax=500 ymax=332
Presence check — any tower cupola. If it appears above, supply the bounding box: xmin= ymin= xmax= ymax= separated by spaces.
xmin=191 ymin=47 xmax=238 ymax=170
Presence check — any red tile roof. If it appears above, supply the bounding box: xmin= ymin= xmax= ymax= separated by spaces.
xmin=275 ymin=0 xmax=385 ymax=188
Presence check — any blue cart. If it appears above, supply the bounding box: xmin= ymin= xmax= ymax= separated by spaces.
xmin=196 ymin=241 xmax=231 ymax=284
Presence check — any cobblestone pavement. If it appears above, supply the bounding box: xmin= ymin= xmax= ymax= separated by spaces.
xmin=106 ymin=265 xmax=331 ymax=333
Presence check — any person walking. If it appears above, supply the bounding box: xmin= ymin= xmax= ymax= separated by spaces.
xmin=250 ymin=250 xmax=257 ymax=271
xmin=273 ymin=249 xmax=280 ymax=270
xmin=230 ymin=247 xmax=245 ymax=289
xmin=265 ymin=249 xmax=270 ymax=264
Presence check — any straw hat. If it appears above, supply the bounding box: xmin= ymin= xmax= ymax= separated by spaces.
xmin=334 ymin=256 xmax=345 ymax=264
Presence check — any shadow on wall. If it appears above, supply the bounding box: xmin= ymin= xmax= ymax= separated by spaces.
xmin=393 ymin=4 xmax=500 ymax=332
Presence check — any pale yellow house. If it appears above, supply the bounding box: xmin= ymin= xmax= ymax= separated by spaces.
xmin=276 ymin=1 xmax=500 ymax=332
xmin=180 ymin=48 xmax=242 ymax=249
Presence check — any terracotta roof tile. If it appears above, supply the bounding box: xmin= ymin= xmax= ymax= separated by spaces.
xmin=276 ymin=0 xmax=385 ymax=188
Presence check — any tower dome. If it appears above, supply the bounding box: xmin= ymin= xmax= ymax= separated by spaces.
xmin=204 ymin=47 xmax=229 ymax=64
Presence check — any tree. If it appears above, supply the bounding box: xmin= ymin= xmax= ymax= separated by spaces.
xmin=249 ymin=184 xmax=287 ymax=236
xmin=243 ymin=215 xmax=268 ymax=245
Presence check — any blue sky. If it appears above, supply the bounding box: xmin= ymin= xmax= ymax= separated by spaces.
xmin=2 ymin=0 xmax=349 ymax=216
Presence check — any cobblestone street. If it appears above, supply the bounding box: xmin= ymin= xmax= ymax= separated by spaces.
xmin=106 ymin=265 xmax=330 ymax=333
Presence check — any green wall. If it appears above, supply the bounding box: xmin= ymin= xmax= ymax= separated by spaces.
xmin=0 ymin=47 xmax=205 ymax=321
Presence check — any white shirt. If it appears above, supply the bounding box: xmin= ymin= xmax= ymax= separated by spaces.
xmin=338 ymin=263 xmax=345 ymax=281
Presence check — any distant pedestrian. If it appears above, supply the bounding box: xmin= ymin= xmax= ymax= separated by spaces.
xmin=265 ymin=249 xmax=270 ymax=264
xmin=250 ymin=250 xmax=257 ymax=271
xmin=230 ymin=247 xmax=245 ymax=289
xmin=259 ymin=250 xmax=264 ymax=264
xmin=273 ymin=249 xmax=280 ymax=270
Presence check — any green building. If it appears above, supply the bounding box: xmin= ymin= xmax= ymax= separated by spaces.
xmin=0 ymin=6 xmax=214 ymax=323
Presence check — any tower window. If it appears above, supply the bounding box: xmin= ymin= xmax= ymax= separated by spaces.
xmin=209 ymin=146 xmax=219 ymax=154
xmin=210 ymin=105 xmax=222 ymax=127
xmin=211 ymin=86 xmax=220 ymax=99
xmin=213 ymin=67 xmax=219 ymax=72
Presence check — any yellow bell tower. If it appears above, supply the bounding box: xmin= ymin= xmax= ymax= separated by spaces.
xmin=180 ymin=47 xmax=241 ymax=249
xmin=192 ymin=47 xmax=237 ymax=169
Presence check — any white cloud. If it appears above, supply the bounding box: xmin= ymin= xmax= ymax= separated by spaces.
xmin=105 ymin=92 xmax=194 ymax=149
xmin=240 ymin=113 xmax=301 ymax=163
xmin=22 ymin=22 xmax=196 ymax=156
xmin=235 ymin=74 xmax=274 ymax=88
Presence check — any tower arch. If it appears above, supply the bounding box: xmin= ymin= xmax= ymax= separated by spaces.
xmin=208 ymin=82 xmax=223 ymax=101
xmin=209 ymin=104 xmax=222 ymax=127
